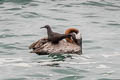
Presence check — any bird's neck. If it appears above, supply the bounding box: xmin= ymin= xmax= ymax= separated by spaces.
xmin=47 ymin=27 xmax=53 ymax=36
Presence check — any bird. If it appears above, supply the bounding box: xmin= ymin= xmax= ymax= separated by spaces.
xmin=29 ymin=26 xmax=82 ymax=55
xmin=65 ymin=27 xmax=82 ymax=53
xmin=65 ymin=27 xmax=82 ymax=45
xmin=40 ymin=25 xmax=72 ymax=44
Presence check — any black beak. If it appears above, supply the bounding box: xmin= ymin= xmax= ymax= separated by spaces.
xmin=40 ymin=26 xmax=45 ymax=29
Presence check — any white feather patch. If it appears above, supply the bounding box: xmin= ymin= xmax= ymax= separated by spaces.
xmin=76 ymin=32 xmax=82 ymax=39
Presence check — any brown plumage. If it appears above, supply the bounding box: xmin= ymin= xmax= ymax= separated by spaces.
xmin=65 ymin=28 xmax=79 ymax=43
xmin=40 ymin=25 xmax=72 ymax=44
xmin=29 ymin=26 xmax=82 ymax=55
xmin=65 ymin=27 xmax=82 ymax=53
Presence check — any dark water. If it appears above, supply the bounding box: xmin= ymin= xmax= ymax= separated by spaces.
xmin=0 ymin=0 xmax=120 ymax=80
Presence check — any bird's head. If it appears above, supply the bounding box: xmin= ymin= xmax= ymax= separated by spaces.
xmin=40 ymin=25 xmax=50 ymax=29
xmin=65 ymin=28 xmax=79 ymax=43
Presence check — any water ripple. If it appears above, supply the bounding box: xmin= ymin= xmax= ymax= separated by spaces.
xmin=83 ymin=40 xmax=94 ymax=43
xmin=15 ymin=12 xmax=40 ymax=18
xmin=105 ymin=8 xmax=120 ymax=11
xmin=0 ymin=43 xmax=25 ymax=50
xmin=53 ymin=18 xmax=68 ymax=21
xmin=58 ymin=75 xmax=85 ymax=80
xmin=49 ymin=8 xmax=68 ymax=13
xmin=81 ymin=1 xmax=120 ymax=8
xmin=0 ymin=34 xmax=18 ymax=38
xmin=107 ymin=23 xmax=120 ymax=26
xmin=98 ymin=78 xmax=120 ymax=80
xmin=5 ymin=78 xmax=27 ymax=80
xmin=2 ymin=0 xmax=33 ymax=5
xmin=5 ymin=7 xmax=22 ymax=11
xmin=52 ymin=68 xmax=78 ymax=75
xmin=26 ymin=74 xmax=50 ymax=78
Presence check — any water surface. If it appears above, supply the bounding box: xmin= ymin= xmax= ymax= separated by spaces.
xmin=0 ymin=0 xmax=120 ymax=80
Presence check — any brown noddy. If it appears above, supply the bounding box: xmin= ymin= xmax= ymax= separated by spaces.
xmin=40 ymin=25 xmax=72 ymax=44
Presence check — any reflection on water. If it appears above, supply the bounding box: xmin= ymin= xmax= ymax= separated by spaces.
xmin=0 ymin=0 xmax=120 ymax=80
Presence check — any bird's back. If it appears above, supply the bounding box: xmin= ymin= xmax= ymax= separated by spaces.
xmin=48 ymin=32 xmax=68 ymax=44
xmin=42 ymin=25 xmax=71 ymax=44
